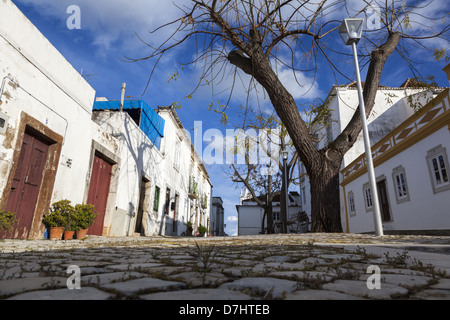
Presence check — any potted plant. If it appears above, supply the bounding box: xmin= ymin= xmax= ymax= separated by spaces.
xmin=43 ymin=200 xmax=73 ymax=240
xmin=185 ymin=221 xmax=193 ymax=236
xmin=0 ymin=210 xmax=17 ymax=233
xmin=63 ymin=208 xmax=77 ymax=240
xmin=73 ymin=204 xmax=97 ymax=240
xmin=197 ymin=224 xmax=207 ymax=237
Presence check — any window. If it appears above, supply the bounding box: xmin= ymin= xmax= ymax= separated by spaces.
xmin=426 ymin=145 xmax=450 ymax=194
xmin=153 ymin=186 xmax=160 ymax=212
xmin=392 ymin=166 xmax=410 ymax=204
xmin=363 ymin=183 xmax=373 ymax=212
xmin=348 ymin=191 xmax=356 ymax=216
xmin=273 ymin=212 xmax=280 ymax=221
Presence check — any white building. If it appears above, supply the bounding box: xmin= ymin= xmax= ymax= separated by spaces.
xmin=211 ymin=197 xmax=225 ymax=236
xmin=299 ymin=70 xmax=449 ymax=234
xmin=236 ymin=191 xmax=305 ymax=235
xmin=341 ymin=66 xmax=450 ymax=234
xmin=91 ymin=103 xmax=213 ymax=237
xmin=0 ymin=1 xmax=212 ymax=239
xmin=156 ymin=106 xmax=212 ymax=236
xmin=0 ymin=0 xmax=119 ymax=239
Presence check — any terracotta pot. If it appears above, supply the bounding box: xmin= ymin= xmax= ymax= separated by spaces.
xmin=63 ymin=230 xmax=75 ymax=240
xmin=76 ymin=228 xmax=88 ymax=240
xmin=49 ymin=227 xmax=64 ymax=240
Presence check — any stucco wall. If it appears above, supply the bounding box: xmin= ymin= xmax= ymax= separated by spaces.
xmin=0 ymin=1 xmax=104 ymax=239
xmin=344 ymin=126 xmax=450 ymax=234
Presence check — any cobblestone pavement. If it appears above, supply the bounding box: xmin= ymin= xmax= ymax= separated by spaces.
xmin=1 ymin=233 xmax=450 ymax=301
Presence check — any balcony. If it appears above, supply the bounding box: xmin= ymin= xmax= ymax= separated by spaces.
xmin=188 ymin=177 xmax=198 ymax=200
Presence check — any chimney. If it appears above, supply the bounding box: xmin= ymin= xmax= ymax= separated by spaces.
xmin=120 ymin=83 xmax=126 ymax=112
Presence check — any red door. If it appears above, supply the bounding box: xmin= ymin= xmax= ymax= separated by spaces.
xmin=86 ymin=154 xmax=112 ymax=236
xmin=1 ymin=132 xmax=49 ymax=239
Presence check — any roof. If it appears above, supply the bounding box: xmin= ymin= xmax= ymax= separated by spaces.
xmin=242 ymin=191 xmax=297 ymax=204
xmin=93 ymin=100 xmax=165 ymax=149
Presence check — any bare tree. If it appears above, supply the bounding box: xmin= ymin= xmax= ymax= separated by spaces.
xmin=226 ymin=124 xmax=299 ymax=233
xmin=126 ymin=0 xmax=450 ymax=232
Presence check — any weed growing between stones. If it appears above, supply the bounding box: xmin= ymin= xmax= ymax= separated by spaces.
xmin=383 ymin=251 xmax=410 ymax=268
xmin=188 ymin=242 xmax=219 ymax=287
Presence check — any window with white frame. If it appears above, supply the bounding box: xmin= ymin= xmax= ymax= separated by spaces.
xmin=363 ymin=183 xmax=373 ymax=212
xmin=348 ymin=191 xmax=356 ymax=216
xmin=392 ymin=166 xmax=410 ymax=204
xmin=426 ymin=145 xmax=450 ymax=194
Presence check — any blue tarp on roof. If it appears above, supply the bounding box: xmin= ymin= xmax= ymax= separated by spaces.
xmin=93 ymin=100 xmax=165 ymax=150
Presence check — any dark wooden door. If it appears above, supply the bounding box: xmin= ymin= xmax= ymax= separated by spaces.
xmin=377 ymin=180 xmax=391 ymax=222
xmin=172 ymin=194 xmax=179 ymax=234
xmin=164 ymin=188 xmax=171 ymax=215
xmin=86 ymin=154 xmax=112 ymax=236
xmin=2 ymin=132 xmax=49 ymax=239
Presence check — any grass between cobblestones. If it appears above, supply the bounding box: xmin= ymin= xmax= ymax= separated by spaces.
xmin=0 ymin=234 xmax=449 ymax=300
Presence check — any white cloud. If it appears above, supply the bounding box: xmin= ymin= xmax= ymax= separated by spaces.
xmin=16 ymin=0 xmax=190 ymax=53
xmin=277 ymin=67 xmax=323 ymax=101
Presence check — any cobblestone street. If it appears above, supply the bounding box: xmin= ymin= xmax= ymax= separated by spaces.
xmin=1 ymin=233 xmax=450 ymax=301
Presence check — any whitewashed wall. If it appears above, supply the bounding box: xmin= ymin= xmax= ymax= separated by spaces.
xmin=0 ymin=1 xmax=103 ymax=223
xmin=344 ymin=126 xmax=450 ymax=233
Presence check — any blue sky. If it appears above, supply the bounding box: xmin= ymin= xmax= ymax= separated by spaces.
xmin=11 ymin=0 xmax=449 ymax=236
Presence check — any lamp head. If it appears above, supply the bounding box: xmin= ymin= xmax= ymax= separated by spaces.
xmin=339 ymin=18 xmax=364 ymax=45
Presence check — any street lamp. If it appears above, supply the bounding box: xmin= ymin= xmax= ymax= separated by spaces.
xmin=339 ymin=18 xmax=383 ymax=236
xmin=281 ymin=150 xmax=289 ymax=234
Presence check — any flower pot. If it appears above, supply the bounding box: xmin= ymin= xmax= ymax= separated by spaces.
xmin=63 ymin=230 xmax=75 ymax=240
xmin=49 ymin=227 xmax=64 ymax=240
xmin=76 ymin=228 xmax=88 ymax=240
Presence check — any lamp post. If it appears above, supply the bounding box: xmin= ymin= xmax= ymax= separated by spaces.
xmin=281 ymin=150 xmax=289 ymax=234
xmin=339 ymin=18 xmax=384 ymax=237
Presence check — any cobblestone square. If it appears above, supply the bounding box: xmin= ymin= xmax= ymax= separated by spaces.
xmin=1 ymin=233 xmax=450 ymax=300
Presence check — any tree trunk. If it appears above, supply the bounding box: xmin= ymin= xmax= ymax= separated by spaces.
xmin=309 ymin=158 xmax=343 ymax=233
xmin=261 ymin=202 xmax=274 ymax=234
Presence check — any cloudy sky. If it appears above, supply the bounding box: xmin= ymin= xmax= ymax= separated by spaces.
xmin=11 ymin=0 xmax=449 ymax=236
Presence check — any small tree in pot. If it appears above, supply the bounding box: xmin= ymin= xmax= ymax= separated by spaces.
xmin=0 ymin=210 xmax=17 ymax=233
xmin=43 ymin=200 xmax=74 ymax=240
xmin=197 ymin=224 xmax=207 ymax=237
xmin=73 ymin=204 xmax=97 ymax=239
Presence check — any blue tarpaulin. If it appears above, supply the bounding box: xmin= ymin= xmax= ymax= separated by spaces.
xmin=93 ymin=100 xmax=165 ymax=150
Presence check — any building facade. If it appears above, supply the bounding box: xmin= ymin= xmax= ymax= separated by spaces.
xmin=341 ymin=68 xmax=450 ymax=234
xmin=211 ymin=197 xmax=225 ymax=236
xmin=298 ymin=69 xmax=449 ymax=234
xmin=0 ymin=1 xmax=212 ymax=239
xmin=236 ymin=191 xmax=304 ymax=236
xmin=0 ymin=0 xmax=120 ymax=239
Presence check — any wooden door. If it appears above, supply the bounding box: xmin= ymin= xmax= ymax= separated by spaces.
xmin=2 ymin=132 xmax=49 ymax=239
xmin=164 ymin=188 xmax=170 ymax=215
xmin=135 ymin=177 xmax=149 ymax=235
xmin=86 ymin=154 xmax=112 ymax=236
xmin=172 ymin=194 xmax=179 ymax=234
xmin=377 ymin=180 xmax=392 ymax=222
